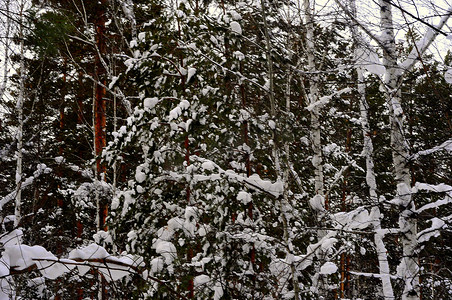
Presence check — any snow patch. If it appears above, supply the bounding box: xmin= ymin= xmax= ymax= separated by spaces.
xmin=320 ymin=261 xmax=338 ymax=274
xmin=194 ymin=274 xmax=210 ymax=287
xmin=230 ymin=21 xmax=242 ymax=35
xmin=144 ymin=97 xmax=159 ymax=109
xmin=445 ymin=68 xmax=452 ymax=84
xmin=237 ymin=191 xmax=252 ymax=205
xmin=309 ymin=194 xmax=325 ymax=212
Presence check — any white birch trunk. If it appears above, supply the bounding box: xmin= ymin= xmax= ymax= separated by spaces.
xmin=260 ymin=1 xmax=300 ymax=297
xmin=303 ymin=0 xmax=328 ymax=296
xmin=304 ymin=0 xmax=323 ymax=200
xmin=358 ymin=65 xmax=395 ymax=299
xmin=348 ymin=0 xmax=394 ymax=298
xmin=14 ymin=0 xmax=25 ymax=228
xmin=0 ymin=0 xmax=10 ymax=99
xmin=379 ymin=1 xmax=418 ymax=299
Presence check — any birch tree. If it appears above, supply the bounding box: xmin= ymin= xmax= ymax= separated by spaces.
xmin=379 ymin=1 xmax=451 ymax=298
xmin=14 ymin=0 xmax=26 ymax=228
xmin=348 ymin=0 xmax=395 ymax=298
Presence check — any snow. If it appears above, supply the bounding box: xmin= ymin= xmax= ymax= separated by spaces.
xmin=301 ymin=232 xmax=338 ymax=270
xmin=320 ymin=261 xmax=338 ymax=274
xmin=414 ymin=183 xmax=452 ymax=213
xmin=0 ymin=164 xmax=51 ymax=210
xmin=201 ymin=161 xmax=215 ymax=171
xmin=168 ymin=100 xmax=190 ymax=121
xmin=334 ymin=207 xmax=372 ymax=230
xmin=230 ymin=10 xmax=241 ymax=20
xmin=237 ymin=191 xmax=252 ymax=204
xmin=230 ymin=21 xmax=242 ymax=35
xmin=68 ymin=244 xmax=109 ymax=260
xmin=68 ymin=245 xmax=144 ymax=282
xmin=169 ymin=106 xmax=182 ymax=120
xmin=194 ymin=274 xmax=210 ymax=287
xmin=418 ymin=217 xmax=447 ymax=243
xmin=154 ymin=241 xmax=177 ymax=264
xmin=187 ymin=67 xmax=196 ymax=82
xmin=184 ymin=206 xmax=198 ymax=236
xmin=190 ymin=157 xmax=285 ymax=197
xmin=37 ymin=258 xmax=76 ymax=280
xmin=309 ymin=194 xmax=325 ymax=212
xmin=214 ymin=282 xmax=224 ymax=300
xmin=3 ymin=244 xmax=77 ymax=280
xmin=54 ymin=156 xmax=64 ymax=164
xmin=268 ymin=119 xmax=276 ymax=130
xmin=445 ymin=68 xmax=452 ymax=84
xmin=150 ymin=257 xmax=164 ymax=274
xmin=411 ymin=138 xmax=452 ymax=159
xmin=121 ymin=190 xmax=136 ymax=216
xmin=135 ymin=167 xmax=146 ymax=183
xmin=0 ymin=229 xmax=23 ymax=246
xmin=121 ymin=1 xmax=134 ymax=21
xmin=306 ymin=88 xmax=351 ymax=111
xmin=143 ymin=97 xmax=159 ymax=109
xmin=129 ymin=39 xmax=137 ymax=48
xmin=108 ymin=76 xmax=119 ymax=89
xmin=233 ymin=50 xmax=245 ymax=61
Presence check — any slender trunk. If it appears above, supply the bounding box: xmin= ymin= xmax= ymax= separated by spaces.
xmin=358 ymin=64 xmax=394 ymax=299
xmin=379 ymin=1 xmax=418 ymax=299
xmin=261 ymin=1 xmax=300 ymax=298
xmin=14 ymin=1 xmax=25 ymax=228
xmin=303 ymin=0 xmax=326 ymax=296
xmin=94 ymin=4 xmax=108 ymax=300
xmin=95 ymin=0 xmax=108 ymax=232
xmin=284 ymin=70 xmax=301 ymax=299
xmin=340 ymin=121 xmax=351 ymax=298
xmin=304 ymin=0 xmax=323 ymax=200
xmin=76 ymin=71 xmax=84 ymax=244
xmin=0 ymin=0 xmax=10 ymax=100
xmin=240 ymin=47 xmax=257 ymax=287
xmin=57 ymin=58 xmax=67 ymax=210
xmin=347 ymin=0 xmax=395 ymax=297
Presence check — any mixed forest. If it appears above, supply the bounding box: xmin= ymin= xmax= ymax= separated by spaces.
xmin=0 ymin=0 xmax=451 ymax=299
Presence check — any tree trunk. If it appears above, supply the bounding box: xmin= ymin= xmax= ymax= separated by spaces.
xmin=14 ymin=0 xmax=25 ymax=228
xmin=379 ymin=1 xmax=419 ymax=299
xmin=347 ymin=0 xmax=395 ymax=297
xmin=94 ymin=2 xmax=108 ymax=299
xmin=261 ymin=0 xmax=300 ymax=297
xmin=304 ymin=0 xmax=323 ymax=200
xmin=303 ymin=0 xmax=326 ymax=296
xmin=95 ymin=0 xmax=108 ymax=231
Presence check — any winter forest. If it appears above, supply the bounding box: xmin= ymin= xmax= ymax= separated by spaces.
xmin=0 ymin=0 xmax=451 ymax=299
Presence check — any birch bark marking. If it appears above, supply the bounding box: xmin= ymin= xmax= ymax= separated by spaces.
xmin=14 ymin=0 xmax=26 ymax=228
xmin=348 ymin=0 xmax=394 ymax=297
xmin=261 ymin=1 xmax=300 ymax=297
xmin=379 ymin=1 xmax=418 ymax=299
xmin=95 ymin=0 xmax=108 ymax=231
xmin=303 ymin=0 xmax=327 ymax=296
xmin=304 ymin=0 xmax=323 ymax=200
xmin=0 ymin=0 xmax=10 ymax=100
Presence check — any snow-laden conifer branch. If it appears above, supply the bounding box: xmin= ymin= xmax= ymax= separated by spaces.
xmin=190 ymin=156 xmax=284 ymax=198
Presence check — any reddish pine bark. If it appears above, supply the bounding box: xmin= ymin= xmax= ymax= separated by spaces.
xmin=94 ymin=0 xmax=108 ymax=231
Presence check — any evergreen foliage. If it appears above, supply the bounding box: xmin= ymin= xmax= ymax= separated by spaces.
xmin=0 ymin=0 xmax=451 ymax=299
